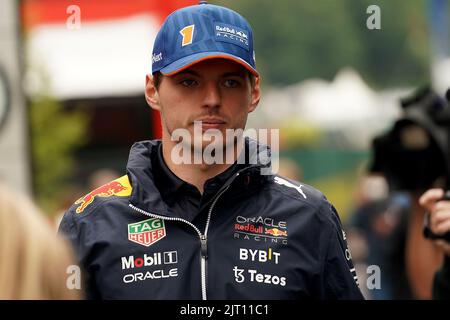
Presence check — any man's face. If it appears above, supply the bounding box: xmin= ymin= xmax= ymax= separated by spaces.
xmin=146 ymin=59 xmax=260 ymax=151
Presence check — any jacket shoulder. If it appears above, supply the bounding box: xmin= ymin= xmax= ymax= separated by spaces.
xmin=66 ymin=174 xmax=132 ymax=220
xmin=268 ymin=174 xmax=341 ymax=225
xmin=269 ymin=175 xmax=326 ymax=208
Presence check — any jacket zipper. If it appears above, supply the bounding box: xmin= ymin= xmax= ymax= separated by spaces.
xmin=128 ymin=182 xmax=232 ymax=300
xmin=200 ymin=185 xmax=230 ymax=299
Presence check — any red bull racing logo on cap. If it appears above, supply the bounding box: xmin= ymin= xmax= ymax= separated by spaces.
xmin=128 ymin=218 xmax=166 ymax=247
xmin=75 ymin=175 xmax=131 ymax=214
xmin=215 ymin=22 xmax=249 ymax=50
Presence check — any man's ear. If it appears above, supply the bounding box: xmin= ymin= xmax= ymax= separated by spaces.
xmin=248 ymin=75 xmax=261 ymax=113
xmin=145 ymin=74 xmax=161 ymax=111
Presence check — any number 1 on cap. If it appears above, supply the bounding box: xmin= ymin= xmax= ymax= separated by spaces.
xmin=180 ymin=25 xmax=195 ymax=46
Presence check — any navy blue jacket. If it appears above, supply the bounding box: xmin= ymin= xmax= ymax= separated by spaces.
xmin=59 ymin=139 xmax=364 ymax=300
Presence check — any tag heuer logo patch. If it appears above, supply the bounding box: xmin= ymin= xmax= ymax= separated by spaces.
xmin=128 ymin=218 xmax=166 ymax=247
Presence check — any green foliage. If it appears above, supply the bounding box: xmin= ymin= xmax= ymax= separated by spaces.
xmin=346 ymin=0 xmax=430 ymax=87
xmin=279 ymin=119 xmax=322 ymax=148
xmin=29 ymin=96 xmax=88 ymax=213
xmin=310 ymin=169 xmax=361 ymax=221
xmin=212 ymin=0 xmax=430 ymax=88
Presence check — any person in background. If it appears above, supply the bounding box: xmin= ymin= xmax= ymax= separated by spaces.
xmin=420 ymin=188 xmax=450 ymax=299
xmin=347 ymin=174 xmax=412 ymax=299
xmin=0 ymin=182 xmax=80 ymax=299
xmin=88 ymin=168 xmax=120 ymax=191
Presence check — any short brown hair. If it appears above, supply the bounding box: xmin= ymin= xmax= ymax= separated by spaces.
xmin=153 ymin=72 xmax=163 ymax=89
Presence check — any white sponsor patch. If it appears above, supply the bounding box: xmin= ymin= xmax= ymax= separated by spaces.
xmin=121 ymin=251 xmax=179 ymax=284
xmin=233 ymin=266 xmax=286 ymax=287
xmin=274 ymin=176 xmax=306 ymax=199
xmin=239 ymin=248 xmax=280 ymax=264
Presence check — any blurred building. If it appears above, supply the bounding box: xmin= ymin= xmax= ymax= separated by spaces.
xmin=250 ymin=68 xmax=411 ymax=150
xmin=0 ymin=0 xmax=31 ymax=194
xmin=21 ymin=0 xmax=196 ymax=187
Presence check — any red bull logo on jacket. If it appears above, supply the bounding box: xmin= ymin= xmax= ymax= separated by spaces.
xmin=75 ymin=175 xmax=131 ymax=214
xmin=264 ymin=228 xmax=288 ymax=237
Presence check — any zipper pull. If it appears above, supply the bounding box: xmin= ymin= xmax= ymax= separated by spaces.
xmin=200 ymin=235 xmax=208 ymax=259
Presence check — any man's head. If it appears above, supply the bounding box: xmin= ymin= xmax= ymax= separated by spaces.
xmin=150 ymin=2 xmax=258 ymax=78
xmin=145 ymin=2 xmax=261 ymax=153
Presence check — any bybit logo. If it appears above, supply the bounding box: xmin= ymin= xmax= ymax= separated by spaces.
xmin=239 ymin=248 xmax=280 ymax=264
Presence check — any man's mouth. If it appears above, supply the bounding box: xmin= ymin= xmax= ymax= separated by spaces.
xmin=194 ymin=118 xmax=226 ymax=130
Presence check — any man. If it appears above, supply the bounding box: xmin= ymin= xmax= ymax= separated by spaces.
xmin=59 ymin=1 xmax=363 ymax=300
xmin=420 ymin=189 xmax=450 ymax=299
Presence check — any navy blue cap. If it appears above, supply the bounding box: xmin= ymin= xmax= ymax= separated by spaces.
xmin=151 ymin=2 xmax=258 ymax=76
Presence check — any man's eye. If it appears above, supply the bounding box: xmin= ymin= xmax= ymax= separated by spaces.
xmin=180 ymin=79 xmax=198 ymax=87
xmin=223 ymin=79 xmax=241 ymax=88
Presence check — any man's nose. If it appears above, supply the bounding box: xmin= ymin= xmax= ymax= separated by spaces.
xmin=202 ymin=81 xmax=221 ymax=108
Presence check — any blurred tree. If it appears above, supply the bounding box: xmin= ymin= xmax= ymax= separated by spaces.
xmin=347 ymin=0 xmax=430 ymax=88
xmin=29 ymin=96 xmax=88 ymax=214
xmin=212 ymin=0 xmax=430 ymax=88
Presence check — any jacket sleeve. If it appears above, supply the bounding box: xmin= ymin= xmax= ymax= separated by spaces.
xmin=322 ymin=204 xmax=365 ymax=300
xmin=58 ymin=207 xmax=101 ymax=299
xmin=433 ymin=255 xmax=450 ymax=300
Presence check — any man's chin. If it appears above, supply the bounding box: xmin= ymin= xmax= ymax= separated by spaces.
xmin=191 ymin=139 xmax=232 ymax=151
xmin=170 ymin=125 xmax=244 ymax=152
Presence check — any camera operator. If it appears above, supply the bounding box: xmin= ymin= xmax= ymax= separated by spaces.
xmin=420 ymin=189 xmax=450 ymax=299
xmin=369 ymin=86 xmax=450 ymax=299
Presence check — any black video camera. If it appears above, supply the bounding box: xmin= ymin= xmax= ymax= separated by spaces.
xmin=369 ymin=87 xmax=450 ymax=192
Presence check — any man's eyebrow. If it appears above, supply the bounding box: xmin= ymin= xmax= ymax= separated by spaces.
xmin=173 ymin=70 xmax=247 ymax=78
xmin=173 ymin=70 xmax=200 ymax=77
xmin=221 ymin=72 xmax=247 ymax=78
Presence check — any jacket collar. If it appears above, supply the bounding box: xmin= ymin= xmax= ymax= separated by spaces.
xmin=126 ymin=138 xmax=273 ymax=217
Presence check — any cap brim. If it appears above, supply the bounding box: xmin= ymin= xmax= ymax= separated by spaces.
xmin=160 ymin=52 xmax=259 ymax=77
